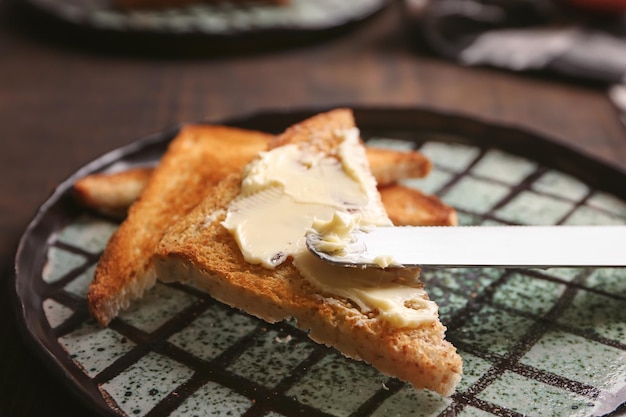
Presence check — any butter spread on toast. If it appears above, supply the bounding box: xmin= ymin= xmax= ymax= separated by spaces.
xmin=222 ymin=126 xmax=437 ymax=328
xmin=307 ymin=211 xmax=360 ymax=254
xmin=222 ymin=127 xmax=389 ymax=268
xmin=310 ymin=211 xmax=399 ymax=268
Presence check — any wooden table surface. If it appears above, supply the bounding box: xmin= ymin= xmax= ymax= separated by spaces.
xmin=1 ymin=1 xmax=625 ymax=416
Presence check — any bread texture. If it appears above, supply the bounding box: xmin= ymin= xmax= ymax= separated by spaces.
xmin=154 ymin=109 xmax=462 ymax=396
xmin=87 ymin=124 xmax=272 ymax=326
xmin=85 ymin=121 xmax=454 ymax=327
xmin=74 ymin=145 xmax=435 ymax=217
xmin=74 ymin=167 xmax=153 ymax=219
xmin=381 ymin=184 xmax=458 ymax=226
xmin=367 ymin=146 xmax=432 ymax=186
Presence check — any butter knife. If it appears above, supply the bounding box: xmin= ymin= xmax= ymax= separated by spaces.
xmin=306 ymin=226 xmax=626 ymax=268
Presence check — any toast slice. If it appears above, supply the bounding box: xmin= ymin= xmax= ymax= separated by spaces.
xmin=74 ymin=167 xmax=154 ymax=219
xmin=367 ymin=146 xmax=432 ymax=186
xmin=74 ymin=144 xmax=432 ymax=217
xmin=154 ymin=109 xmax=462 ymax=396
xmin=86 ymin=122 xmax=452 ymax=327
xmin=87 ymin=124 xmax=272 ymax=326
xmin=380 ymin=184 xmax=457 ymax=226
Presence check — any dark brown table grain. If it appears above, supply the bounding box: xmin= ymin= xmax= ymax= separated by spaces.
xmin=1 ymin=0 xmax=625 ymax=415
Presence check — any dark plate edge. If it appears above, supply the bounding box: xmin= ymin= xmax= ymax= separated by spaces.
xmin=219 ymin=105 xmax=626 ymax=199
xmin=11 ymin=124 xmax=183 ymax=417
xmin=11 ymin=106 xmax=626 ymax=417
xmin=12 ymin=0 xmax=390 ymax=57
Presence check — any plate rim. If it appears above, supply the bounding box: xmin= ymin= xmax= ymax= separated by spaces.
xmin=11 ymin=105 xmax=626 ymax=416
xmin=15 ymin=0 xmax=391 ymax=56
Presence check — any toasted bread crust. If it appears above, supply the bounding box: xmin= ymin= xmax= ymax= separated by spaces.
xmin=87 ymin=124 xmax=271 ymax=326
xmin=367 ymin=147 xmax=432 ymax=186
xmin=155 ymin=110 xmax=462 ymax=396
xmin=156 ymin=174 xmax=462 ymax=395
xmin=268 ymin=108 xmax=355 ymax=152
xmin=74 ymin=131 xmax=435 ymax=216
xmin=381 ymin=184 xmax=458 ymax=226
xmin=84 ymin=122 xmax=456 ymax=327
xmin=74 ymin=167 xmax=154 ymax=219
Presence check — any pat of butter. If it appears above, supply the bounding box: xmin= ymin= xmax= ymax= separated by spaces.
xmin=309 ymin=211 xmax=359 ymax=255
xmin=222 ymin=128 xmax=389 ymax=268
xmin=222 ymin=127 xmax=437 ymax=328
xmin=310 ymin=213 xmax=400 ymax=268
xmin=372 ymin=255 xmax=398 ymax=268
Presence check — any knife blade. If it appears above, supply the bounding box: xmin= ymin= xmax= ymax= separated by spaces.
xmin=306 ymin=226 xmax=626 ymax=268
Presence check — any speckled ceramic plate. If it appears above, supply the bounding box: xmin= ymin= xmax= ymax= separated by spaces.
xmin=18 ymin=0 xmax=388 ymax=54
xmin=13 ymin=108 xmax=626 ymax=417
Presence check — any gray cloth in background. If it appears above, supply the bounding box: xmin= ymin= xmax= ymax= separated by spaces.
xmin=410 ymin=0 xmax=626 ymax=83
xmin=407 ymin=0 xmax=626 ymax=121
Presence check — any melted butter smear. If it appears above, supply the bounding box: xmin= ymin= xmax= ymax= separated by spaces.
xmin=221 ymin=128 xmax=437 ymax=328
xmin=293 ymin=251 xmax=437 ymax=328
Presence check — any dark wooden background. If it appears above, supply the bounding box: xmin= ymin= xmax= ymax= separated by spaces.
xmin=1 ymin=1 xmax=625 ymax=415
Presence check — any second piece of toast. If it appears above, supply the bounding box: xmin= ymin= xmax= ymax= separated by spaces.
xmin=88 ymin=124 xmax=272 ymax=326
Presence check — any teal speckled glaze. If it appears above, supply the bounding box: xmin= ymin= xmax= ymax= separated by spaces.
xmin=42 ymin=246 xmax=87 ymax=283
xmin=118 ymin=283 xmax=198 ymax=333
xmin=170 ymin=381 xmax=253 ymax=417
xmin=367 ymin=137 xmax=417 ymax=152
xmin=40 ymin=136 xmax=626 ymax=417
xmin=419 ymin=142 xmax=481 ymax=172
xmin=492 ymin=272 xmax=566 ymax=316
xmin=564 ymin=204 xmax=626 ymax=225
xmin=371 ymin=385 xmax=452 ymax=417
xmin=522 ymin=330 xmax=626 ymax=394
xmin=423 ymin=267 xmax=502 ymax=298
xmin=168 ymin=303 xmax=258 ymax=362
xmin=425 ymin=286 xmax=469 ymax=323
xmin=58 ymin=319 xmax=135 ymax=377
xmin=471 ymin=149 xmax=537 ymax=185
xmin=532 ymin=170 xmax=590 ymax=200
xmin=584 ymin=267 xmax=626 ymax=296
xmin=478 ymin=371 xmax=595 ymax=416
xmin=43 ymin=298 xmax=73 ymax=328
xmin=286 ymin=353 xmax=384 ymax=416
xmin=534 ymin=267 xmax=583 ymax=282
xmin=558 ymin=289 xmax=626 ymax=342
xmin=454 ymin=306 xmax=536 ymax=355
xmin=456 ymin=406 xmax=500 ymax=417
xmin=495 ymin=190 xmax=574 ymax=225
xmin=403 ymin=167 xmax=455 ymax=196
xmin=102 ymin=352 xmax=194 ymax=416
xmin=441 ymin=177 xmax=510 ymax=214
xmin=587 ymin=191 xmax=626 ymax=218
xmin=456 ymin=211 xmax=485 ymax=226
xmin=55 ymin=215 xmax=117 ymax=253
xmin=228 ymin=328 xmax=316 ymax=388
xmin=454 ymin=352 xmax=493 ymax=393
xmin=64 ymin=264 xmax=95 ymax=299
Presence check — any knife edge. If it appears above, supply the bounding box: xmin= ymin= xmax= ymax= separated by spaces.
xmin=306 ymin=226 xmax=626 ymax=268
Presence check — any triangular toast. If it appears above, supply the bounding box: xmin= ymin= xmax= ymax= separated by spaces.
xmin=87 ymin=124 xmax=272 ymax=326
xmin=381 ymin=183 xmax=458 ymax=226
xmin=154 ymin=109 xmax=462 ymax=396
xmin=86 ymin=121 xmax=450 ymax=327
xmin=74 ymin=144 xmax=434 ymax=218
